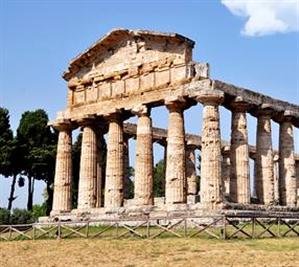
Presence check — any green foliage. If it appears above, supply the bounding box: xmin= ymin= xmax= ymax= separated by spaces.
xmin=0 ymin=107 xmax=14 ymax=177
xmin=10 ymin=208 xmax=34 ymax=224
xmin=31 ymin=204 xmax=47 ymax=220
xmin=0 ymin=206 xmax=46 ymax=225
xmin=153 ymin=159 xmax=165 ymax=197
xmin=0 ymin=208 xmax=11 ymax=224
xmin=16 ymin=109 xmax=58 ymax=211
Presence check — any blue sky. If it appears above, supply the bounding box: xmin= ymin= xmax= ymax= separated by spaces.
xmin=0 ymin=0 xmax=298 ymax=209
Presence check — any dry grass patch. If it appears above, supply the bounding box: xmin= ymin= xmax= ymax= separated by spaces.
xmin=0 ymin=238 xmax=298 ymax=267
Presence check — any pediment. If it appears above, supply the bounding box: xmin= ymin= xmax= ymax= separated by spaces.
xmin=63 ymin=28 xmax=195 ymax=82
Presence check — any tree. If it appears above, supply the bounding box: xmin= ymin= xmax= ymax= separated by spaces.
xmin=0 ymin=107 xmax=22 ymax=210
xmin=16 ymin=109 xmax=57 ymax=211
xmin=153 ymin=159 xmax=165 ymax=197
xmin=0 ymin=107 xmax=13 ymax=177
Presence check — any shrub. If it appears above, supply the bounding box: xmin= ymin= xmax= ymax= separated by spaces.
xmin=31 ymin=204 xmax=47 ymax=220
xmin=0 ymin=208 xmax=10 ymax=224
xmin=10 ymin=208 xmax=34 ymax=224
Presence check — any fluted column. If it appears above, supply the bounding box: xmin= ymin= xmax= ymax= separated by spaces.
xmin=78 ymin=123 xmax=98 ymax=209
xmin=133 ymin=105 xmax=154 ymax=206
xmin=104 ymin=113 xmax=124 ymax=209
xmin=95 ymin=133 xmax=105 ymax=208
xmin=273 ymin=154 xmax=279 ymax=204
xmin=279 ymin=113 xmax=297 ymax=207
xmin=51 ymin=123 xmax=73 ymax=214
xmin=296 ymin=161 xmax=299 ymax=202
xmin=197 ymin=90 xmax=224 ymax=208
xmin=221 ymin=146 xmax=230 ymax=196
xmin=123 ymin=134 xmax=130 ymax=199
xmin=229 ymin=100 xmax=250 ymax=204
xmin=165 ymin=98 xmax=186 ymax=204
xmin=186 ymin=144 xmax=197 ymax=196
xmin=255 ymin=106 xmax=275 ymax=205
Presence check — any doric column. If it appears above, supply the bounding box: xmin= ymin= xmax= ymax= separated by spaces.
xmin=51 ymin=122 xmax=73 ymax=214
xmin=221 ymin=146 xmax=230 ymax=196
xmin=196 ymin=90 xmax=224 ymax=208
xmin=165 ymin=97 xmax=186 ymax=204
xmin=96 ymin=133 xmax=105 ymax=208
xmin=186 ymin=144 xmax=197 ymax=196
xmin=273 ymin=154 xmax=280 ymax=204
xmin=296 ymin=160 xmax=299 ymax=201
xmin=255 ymin=105 xmax=275 ymax=205
xmin=296 ymin=159 xmax=299 ymax=200
xmin=133 ymin=105 xmax=154 ymax=206
xmin=123 ymin=134 xmax=131 ymax=199
xmin=279 ymin=112 xmax=297 ymax=207
xmin=104 ymin=113 xmax=124 ymax=209
xmin=229 ymin=99 xmax=250 ymax=204
xmin=78 ymin=122 xmax=98 ymax=210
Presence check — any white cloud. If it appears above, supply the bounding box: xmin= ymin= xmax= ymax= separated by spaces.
xmin=221 ymin=0 xmax=299 ymax=36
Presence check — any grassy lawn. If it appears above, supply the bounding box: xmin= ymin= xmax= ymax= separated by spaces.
xmin=0 ymin=237 xmax=298 ymax=267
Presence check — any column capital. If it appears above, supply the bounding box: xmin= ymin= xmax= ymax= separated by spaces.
xmin=132 ymin=104 xmax=151 ymax=117
xmin=51 ymin=120 xmax=74 ymax=131
xmin=104 ymin=111 xmax=124 ymax=122
xmin=256 ymin=104 xmax=275 ymax=116
xmin=196 ymin=89 xmax=224 ymax=105
xmin=275 ymin=109 xmax=296 ymax=123
xmin=165 ymin=96 xmax=187 ymax=111
xmin=229 ymin=96 xmax=251 ymax=112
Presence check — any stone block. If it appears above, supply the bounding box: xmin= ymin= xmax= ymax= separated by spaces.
xmin=74 ymin=89 xmax=85 ymax=105
xmin=155 ymin=69 xmax=170 ymax=87
xmin=111 ymin=80 xmax=125 ymax=97
xmin=140 ymin=72 xmax=155 ymax=90
xmin=86 ymin=86 xmax=98 ymax=103
xmin=171 ymin=65 xmax=187 ymax=83
xmin=98 ymin=82 xmax=111 ymax=99
xmin=125 ymin=77 xmax=140 ymax=94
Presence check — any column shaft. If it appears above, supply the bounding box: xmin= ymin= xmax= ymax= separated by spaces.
xmin=230 ymin=107 xmax=250 ymax=204
xmin=104 ymin=116 xmax=124 ymax=209
xmin=123 ymin=136 xmax=130 ymax=199
xmin=52 ymin=128 xmax=72 ymax=213
xmin=134 ymin=114 xmax=154 ymax=206
xmin=279 ymin=121 xmax=297 ymax=207
xmin=165 ymin=104 xmax=186 ymax=204
xmin=197 ymin=90 xmax=224 ymax=208
xmin=95 ymin=134 xmax=105 ymax=208
xmin=186 ymin=146 xmax=197 ymax=195
xmin=255 ymin=113 xmax=275 ymax=204
xmin=221 ymin=149 xmax=230 ymax=196
xmin=78 ymin=125 xmax=97 ymax=209
xmin=273 ymin=155 xmax=280 ymax=204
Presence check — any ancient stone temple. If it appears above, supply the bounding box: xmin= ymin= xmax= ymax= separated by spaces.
xmin=50 ymin=29 xmax=299 ymax=220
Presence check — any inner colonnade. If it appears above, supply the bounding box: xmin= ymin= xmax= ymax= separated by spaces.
xmin=49 ymin=29 xmax=299 ymax=218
